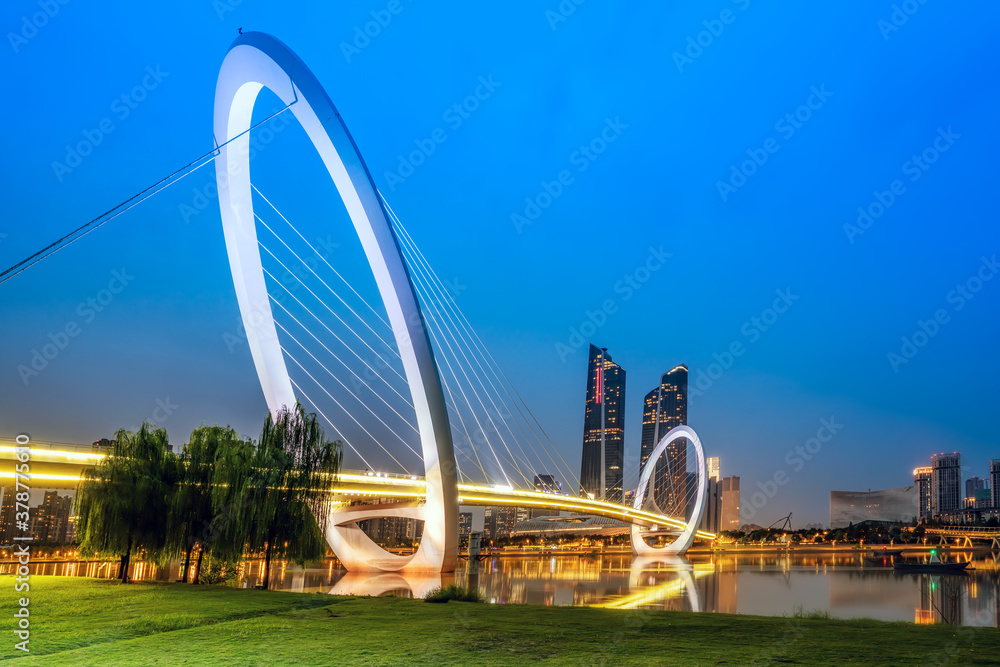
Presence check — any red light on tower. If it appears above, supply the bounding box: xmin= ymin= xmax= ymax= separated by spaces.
xmin=596 ymin=365 xmax=603 ymax=404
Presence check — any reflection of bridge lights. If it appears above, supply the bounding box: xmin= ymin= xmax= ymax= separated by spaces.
xmin=594 ymin=570 xmax=709 ymax=610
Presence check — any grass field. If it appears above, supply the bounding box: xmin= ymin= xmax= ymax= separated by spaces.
xmin=1 ymin=576 xmax=997 ymax=665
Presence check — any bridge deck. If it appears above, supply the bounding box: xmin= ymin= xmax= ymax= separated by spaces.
xmin=0 ymin=444 xmax=717 ymax=541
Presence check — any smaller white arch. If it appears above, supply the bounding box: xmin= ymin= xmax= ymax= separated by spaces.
xmin=631 ymin=425 xmax=706 ymax=555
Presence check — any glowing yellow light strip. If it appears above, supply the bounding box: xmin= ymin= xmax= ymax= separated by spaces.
xmin=0 ymin=446 xmax=105 ymax=461
xmin=0 ymin=459 xmax=717 ymax=540
xmin=0 ymin=472 xmax=84 ymax=482
xmin=457 ymin=494 xmax=715 ymax=540
xmin=457 ymin=483 xmax=716 ymax=539
xmin=330 ymin=488 xmax=423 ymax=498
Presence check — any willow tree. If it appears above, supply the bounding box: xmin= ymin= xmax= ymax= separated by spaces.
xmin=75 ymin=423 xmax=178 ymax=583
xmin=212 ymin=404 xmax=341 ymax=589
xmin=170 ymin=425 xmax=243 ymax=583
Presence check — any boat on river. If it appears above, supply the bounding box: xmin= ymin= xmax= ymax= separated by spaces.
xmin=892 ymin=551 xmax=970 ymax=573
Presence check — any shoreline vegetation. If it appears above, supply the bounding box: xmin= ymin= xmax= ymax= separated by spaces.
xmin=2 ymin=576 xmax=997 ymax=666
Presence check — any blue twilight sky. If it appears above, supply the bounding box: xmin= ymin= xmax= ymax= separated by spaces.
xmin=1 ymin=1 xmax=998 ymax=527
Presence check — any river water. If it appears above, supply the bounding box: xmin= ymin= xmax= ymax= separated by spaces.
xmin=8 ymin=550 xmax=999 ymax=627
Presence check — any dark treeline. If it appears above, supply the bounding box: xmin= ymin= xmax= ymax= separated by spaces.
xmin=74 ymin=403 xmax=342 ymax=587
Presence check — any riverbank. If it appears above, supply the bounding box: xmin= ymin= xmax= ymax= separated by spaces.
xmin=2 ymin=576 xmax=997 ymax=665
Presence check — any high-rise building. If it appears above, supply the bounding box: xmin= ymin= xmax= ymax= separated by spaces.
xmin=638 ymin=365 xmax=688 ymax=514
xmin=721 ymin=476 xmax=740 ymax=531
xmin=701 ymin=457 xmax=721 ymax=533
xmin=913 ymin=467 xmax=932 ymax=521
xmin=530 ymin=475 xmax=561 ymax=518
xmin=992 ymin=460 xmax=1000 ymax=509
xmin=0 ymin=487 xmax=16 ymax=545
xmin=484 ymin=506 xmax=517 ymax=541
xmin=930 ymin=453 xmax=961 ymax=518
xmin=24 ymin=491 xmax=74 ymax=544
xmin=707 ymin=457 xmax=720 ymax=482
xmin=579 ymin=345 xmax=626 ymax=502
xmin=965 ymin=477 xmax=988 ymax=508
xmin=358 ymin=515 xmax=422 ymax=546
xmin=966 ymin=477 xmax=987 ymax=498
xmin=458 ymin=512 xmax=473 ymax=541
xmin=533 ymin=474 xmax=562 ymax=493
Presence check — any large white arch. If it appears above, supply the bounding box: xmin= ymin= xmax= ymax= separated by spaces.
xmin=631 ymin=425 xmax=706 ymax=555
xmin=213 ymin=31 xmax=458 ymax=572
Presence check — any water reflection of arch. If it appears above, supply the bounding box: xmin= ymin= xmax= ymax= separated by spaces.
xmin=329 ymin=571 xmax=446 ymax=599
xmin=596 ymin=556 xmax=704 ymax=612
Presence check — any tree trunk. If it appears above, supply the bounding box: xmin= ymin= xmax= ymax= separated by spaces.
xmin=182 ymin=542 xmax=194 ymax=583
xmin=193 ymin=545 xmax=204 ymax=585
xmin=120 ymin=534 xmax=132 ymax=584
xmin=262 ymin=540 xmax=273 ymax=590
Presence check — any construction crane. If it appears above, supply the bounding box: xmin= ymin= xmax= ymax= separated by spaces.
xmin=768 ymin=513 xmax=793 ymax=531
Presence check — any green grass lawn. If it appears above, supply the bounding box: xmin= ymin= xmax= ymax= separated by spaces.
xmin=1 ymin=575 xmax=997 ymax=665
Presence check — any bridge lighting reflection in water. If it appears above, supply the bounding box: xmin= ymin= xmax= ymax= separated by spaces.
xmin=7 ymin=552 xmax=1000 ymax=627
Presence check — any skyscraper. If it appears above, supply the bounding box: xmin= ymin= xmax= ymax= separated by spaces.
xmin=965 ymin=477 xmax=987 ymax=498
xmin=458 ymin=512 xmax=473 ymax=540
xmin=701 ymin=456 xmax=721 ymax=533
xmin=913 ymin=467 xmax=932 ymax=521
xmin=579 ymin=345 xmax=626 ymax=502
xmin=638 ymin=365 xmax=688 ymax=514
xmin=721 ymin=476 xmax=740 ymax=531
xmin=965 ymin=477 xmax=988 ymax=508
xmin=930 ymin=453 xmax=961 ymax=518
xmin=992 ymin=460 xmax=1000 ymax=510
xmin=484 ymin=506 xmax=516 ymax=541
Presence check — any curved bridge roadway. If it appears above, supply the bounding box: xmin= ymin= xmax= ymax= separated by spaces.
xmin=0 ymin=441 xmax=716 ymax=541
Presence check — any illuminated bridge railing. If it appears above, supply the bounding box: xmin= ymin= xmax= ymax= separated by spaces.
xmin=333 ymin=469 xmax=717 ymax=541
xmin=0 ymin=452 xmax=717 ymax=542
xmin=921 ymin=527 xmax=1000 ymax=537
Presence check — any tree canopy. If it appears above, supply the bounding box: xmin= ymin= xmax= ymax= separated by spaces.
xmin=75 ymin=423 xmax=177 ymax=582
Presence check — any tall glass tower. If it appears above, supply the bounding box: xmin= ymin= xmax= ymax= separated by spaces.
xmin=638 ymin=365 xmax=688 ymax=514
xmin=913 ymin=467 xmax=932 ymax=521
xmin=579 ymin=345 xmax=626 ymax=502
xmin=930 ymin=452 xmax=961 ymax=518
xmin=991 ymin=459 xmax=1000 ymax=510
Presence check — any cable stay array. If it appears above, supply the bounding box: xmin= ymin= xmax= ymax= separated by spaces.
xmin=0 ymin=103 xmax=703 ymax=517
xmin=241 ymin=175 xmax=584 ymax=498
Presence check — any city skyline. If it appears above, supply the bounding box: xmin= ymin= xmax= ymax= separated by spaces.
xmin=2 ymin=3 xmax=999 ymax=528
